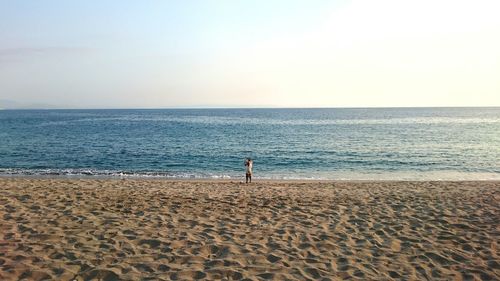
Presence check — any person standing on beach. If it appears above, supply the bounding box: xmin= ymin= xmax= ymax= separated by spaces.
xmin=245 ymin=158 xmax=253 ymax=183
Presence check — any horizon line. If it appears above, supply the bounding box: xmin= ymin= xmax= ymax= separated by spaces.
xmin=1 ymin=105 xmax=500 ymax=110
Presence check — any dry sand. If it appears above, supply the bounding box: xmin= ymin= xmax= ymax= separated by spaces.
xmin=0 ymin=178 xmax=499 ymax=280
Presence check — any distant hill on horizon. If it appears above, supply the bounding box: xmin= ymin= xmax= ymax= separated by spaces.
xmin=0 ymin=99 xmax=59 ymax=110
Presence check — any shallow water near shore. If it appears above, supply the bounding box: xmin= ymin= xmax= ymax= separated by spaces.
xmin=1 ymin=107 xmax=499 ymax=180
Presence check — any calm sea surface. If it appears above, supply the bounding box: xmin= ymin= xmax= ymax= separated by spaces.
xmin=1 ymin=108 xmax=499 ymax=180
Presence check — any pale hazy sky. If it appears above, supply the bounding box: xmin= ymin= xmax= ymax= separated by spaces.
xmin=1 ymin=0 xmax=499 ymax=108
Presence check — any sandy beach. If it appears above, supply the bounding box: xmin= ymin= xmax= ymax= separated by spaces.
xmin=0 ymin=178 xmax=499 ymax=280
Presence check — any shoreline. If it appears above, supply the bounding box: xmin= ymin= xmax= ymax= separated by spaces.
xmin=1 ymin=173 xmax=500 ymax=183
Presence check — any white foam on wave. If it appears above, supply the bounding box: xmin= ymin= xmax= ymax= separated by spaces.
xmin=1 ymin=168 xmax=499 ymax=181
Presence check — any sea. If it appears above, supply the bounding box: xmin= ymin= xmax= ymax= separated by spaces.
xmin=0 ymin=108 xmax=499 ymax=180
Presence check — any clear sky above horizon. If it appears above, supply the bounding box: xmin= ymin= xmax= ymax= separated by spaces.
xmin=1 ymin=0 xmax=499 ymax=108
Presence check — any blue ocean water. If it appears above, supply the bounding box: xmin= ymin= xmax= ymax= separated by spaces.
xmin=0 ymin=108 xmax=499 ymax=180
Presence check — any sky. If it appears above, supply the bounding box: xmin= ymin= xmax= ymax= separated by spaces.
xmin=0 ymin=0 xmax=499 ymax=108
